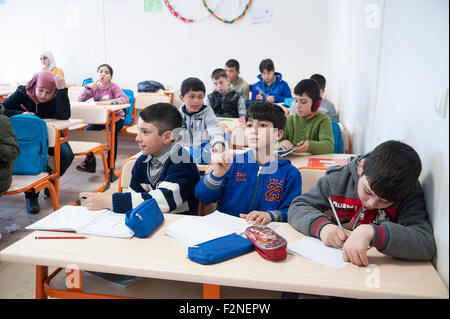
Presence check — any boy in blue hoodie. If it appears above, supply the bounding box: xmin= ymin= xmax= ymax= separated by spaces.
xmin=195 ymin=102 xmax=302 ymax=225
xmin=251 ymin=58 xmax=292 ymax=104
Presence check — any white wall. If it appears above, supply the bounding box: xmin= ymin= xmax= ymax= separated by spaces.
xmin=325 ymin=0 xmax=449 ymax=286
xmin=0 ymin=0 xmax=330 ymax=93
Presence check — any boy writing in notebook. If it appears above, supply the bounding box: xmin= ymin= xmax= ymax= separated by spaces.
xmin=179 ymin=77 xmax=225 ymax=164
xmin=81 ymin=103 xmax=200 ymax=215
xmin=195 ymin=102 xmax=302 ymax=225
xmin=288 ymin=140 xmax=436 ymax=266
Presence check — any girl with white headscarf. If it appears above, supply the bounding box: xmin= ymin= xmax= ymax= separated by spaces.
xmin=40 ymin=51 xmax=64 ymax=77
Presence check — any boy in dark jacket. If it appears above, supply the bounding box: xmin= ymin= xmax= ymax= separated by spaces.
xmin=195 ymin=102 xmax=302 ymax=225
xmin=0 ymin=103 xmax=20 ymax=197
xmin=288 ymin=140 xmax=436 ymax=266
xmin=81 ymin=103 xmax=200 ymax=216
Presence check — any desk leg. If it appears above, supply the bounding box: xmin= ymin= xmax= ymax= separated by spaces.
xmin=36 ymin=265 xmax=48 ymax=299
xmin=109 ymin=111 xmax=118 ymax=183
xmin=203 ymin=284 xmax=220 ymax=299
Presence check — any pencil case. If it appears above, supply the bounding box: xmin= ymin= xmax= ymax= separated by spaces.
xmin=244 ymin=225 xmax=287 ymax=261
xmin=125 ymin=198 xmax=164 ymax=238
xmin=188 ymin=233 xmax=254 ymax=265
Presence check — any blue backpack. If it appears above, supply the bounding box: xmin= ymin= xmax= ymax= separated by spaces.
xmin=10 ymin=114 xmax=48 ymax=175
xmin=122 ymin=89 xmax=135 ymax=126
xmin=330 ymin=120 xmax=343 ymax=154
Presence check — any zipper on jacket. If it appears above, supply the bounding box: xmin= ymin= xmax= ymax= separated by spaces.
xmin=351 ymin=206 xmax=367 ymax=230
xmin=248 ymin=166 xmax=263 ymax=212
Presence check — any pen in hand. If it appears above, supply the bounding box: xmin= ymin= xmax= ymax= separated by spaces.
xmin=328 ymin=197 xmax=343 ymax=228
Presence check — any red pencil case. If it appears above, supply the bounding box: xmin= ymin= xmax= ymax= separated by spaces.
xmin=244 ymin=225 xmax=287 ymax=261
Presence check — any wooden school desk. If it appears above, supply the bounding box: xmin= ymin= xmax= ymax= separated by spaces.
xmin=285 ymin=153 xmax=355 ymax=170
xmin=0 ymin=214 xmax=447 ymax=299
xmin=69 ymin=102 xmax=130 ymax=180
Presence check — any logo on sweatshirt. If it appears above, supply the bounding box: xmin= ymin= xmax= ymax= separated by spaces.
xmin=265 ymin=178 xmax=284 ymax=202
xmin=235 ymin=172 xmax=246 ymax=182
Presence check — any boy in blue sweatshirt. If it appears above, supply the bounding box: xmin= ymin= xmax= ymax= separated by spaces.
xmin=195 ymin=102 xmax=302 ymax=225
xmin=251 ymin=58 xmax=292 ymax=104
xmin=81 ymin=103 xmax=200 ymax=215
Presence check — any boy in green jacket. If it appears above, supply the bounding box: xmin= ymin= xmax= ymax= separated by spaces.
xmin=0 ymin=103 xmax=20 ymax=196
xmin=278 ymin=79 xmax=334 ymax=154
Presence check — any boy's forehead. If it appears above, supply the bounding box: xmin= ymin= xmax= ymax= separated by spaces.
xmin=185 ymin=90 xmax=204 ymax=96
xmin=294 ymin=93 xmax=311 ymax=100
xmin=247 ymin=117 xmax=274 ymax=127
xmin=137 ymin=117 xmax=157 ymax=129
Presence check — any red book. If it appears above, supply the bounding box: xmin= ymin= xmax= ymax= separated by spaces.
xmin=307 ymin=158 xmax=350 ymax=168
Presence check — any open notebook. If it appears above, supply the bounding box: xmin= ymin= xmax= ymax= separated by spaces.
xmin=165 ymin=211 xmax=253 ymax=246
xmin=26 ymin=205 xmax=134 ymax=239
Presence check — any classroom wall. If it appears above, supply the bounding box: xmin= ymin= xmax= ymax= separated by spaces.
xmin=325 ymin=0 xmax=449 ymax=286
xmin=0 ymin=0 xmax=331 ymax=94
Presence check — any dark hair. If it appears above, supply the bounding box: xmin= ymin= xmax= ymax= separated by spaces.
xmin=362 ymin=140 xmax=422 ymax=203
xmin=294 ymin=79 xmax=321 ymax=103
xmin=259 ymin=59 xmax=275 ymax=73
xmin=225 ymin=59 xmax=240 ymax=71
xmin=310 ymin=74 xmax=326 ymax=90
xmin=180 ymin=77 xmax=206 ymax=96
xmin=245 ymin=102 xmax=287 ymax=131
xmin=97 ymin=64 xmax=113 ymax=76
xmin=211 ymin=68 xmax=227 ymax=80
xmin=138 ymin=103 xmax=182 ymax=135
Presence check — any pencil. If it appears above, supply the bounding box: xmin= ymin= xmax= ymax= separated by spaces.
xmin=328 ymin=197 xmax=343 ymax=228
xmin=34 ymin=236 xmax=86 ymax=239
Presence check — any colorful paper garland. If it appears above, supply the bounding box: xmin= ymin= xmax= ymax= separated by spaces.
xmin=163 ymin=0 xmax=223 ymax=23
xmin=202 ymin=0 xmax=252 ymax=24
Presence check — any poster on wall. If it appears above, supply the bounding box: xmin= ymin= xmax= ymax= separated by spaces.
xmin=251 ymin=7 xmax=272 ymax=25
xmin=144 ymin=0 xmax=162 ymax=12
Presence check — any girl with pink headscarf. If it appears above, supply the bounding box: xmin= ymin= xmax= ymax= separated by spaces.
xmin=2 ymin=71 xmax=74 ymax=214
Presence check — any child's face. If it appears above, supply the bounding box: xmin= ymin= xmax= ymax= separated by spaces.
xmin=180 ymin=90 xmax=205 ymax=114
xmin=97 ymin=66 xmax=112 ymax=86
xmin=261 ymin=70 xmax=275 ymax=84
xmin=213 ymin=77 xmax=229 ymax=94
xmin=225 ymin=66 xmax=239 ymax=83
xmin=245 ymin=118 xmax=281 ymax=152
xmin=294 ymin=93 xmax=313 ymax=118
xmin=357 ymin=161 xmax=393 ymax=210
xmin=40 ymin=55 xmax=50 ymax=67
xmin=35 ymin=87 xmax=54 ymax=103
xmin=135 ymin=117 xmax=170 ymax=156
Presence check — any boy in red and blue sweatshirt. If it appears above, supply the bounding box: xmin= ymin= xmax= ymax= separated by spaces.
xmin=195 ymin=102 xmax=302 ymax=225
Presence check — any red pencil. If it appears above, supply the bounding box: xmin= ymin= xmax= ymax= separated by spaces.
xmin=34 ymin=236 xmax=86 ymax=239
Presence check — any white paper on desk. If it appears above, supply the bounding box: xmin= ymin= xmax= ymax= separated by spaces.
xmin=287 ymin=236 xmax=348 ymax=269
xmin=26 ymin=205 xmax=134 ymax=239
xmin=165 ymin=211 xmax=252 ymax=245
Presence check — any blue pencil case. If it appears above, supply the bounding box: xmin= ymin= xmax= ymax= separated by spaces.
xmin=188 ymin=234 xmax=254 ymax=265
xmin=125 ymin=198 xmax=164 ymax=238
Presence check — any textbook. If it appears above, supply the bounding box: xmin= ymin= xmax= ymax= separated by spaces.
xmin=83 ymin=271 xmax=141 ymax=288
xmin=165 ymin=211 xmax=253 ymax=245
xmin=26 ymin=205 xmax=135 ymax=239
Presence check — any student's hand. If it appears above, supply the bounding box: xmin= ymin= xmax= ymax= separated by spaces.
xmin=342 ymin=224 xmax=374 ymax=266
xmin=213 ymin=143 xmax=225 ymax=153
xmin=79 ymin=192 xmax=112 ymax=211
xmin=266 ymin=96 xmax=275 ymax=103
xmin=319 ymin=224 xmax=350 ymax=248
xmin=211 ymin=149 xmax=233 ymax=177
xmin=294 ymin=140 xmax=309 ymax=153
xmin=240 ymin=211 xmax=272 ymax=226
xmin=85 ymin=82 xmax=98 ymax=90
xmin=54 ymin=75 xmax=66 ymax=90
xmin=278 ymin=140 xmax=293 ymax=150
xmin=256 ymin=93 xmax=264 ymax=100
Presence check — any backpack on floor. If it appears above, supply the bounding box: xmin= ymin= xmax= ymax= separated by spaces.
xmin=10 ymin=114 xmax=48 ymax=175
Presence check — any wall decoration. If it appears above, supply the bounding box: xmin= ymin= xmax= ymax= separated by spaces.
xmin=144 ymin=0 xmax=162 ymax=12
xmin=201 ymin=0 xmax=252 ymax=24
xmin=164 ymin=0 xmax=223 ymax=23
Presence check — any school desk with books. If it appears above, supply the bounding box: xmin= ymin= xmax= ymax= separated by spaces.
xmin=1 ymin=213 xmax=447 ymax=299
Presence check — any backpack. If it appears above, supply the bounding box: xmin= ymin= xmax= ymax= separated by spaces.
xmin=330 ymin=120 xmax=343 ymax=154
xmin=137 ymin=80 xmax=165 ymax=93
xmin=10 ymin=114 xmax=48 ymax=175
xmin=122 ymin=89 xmax=135 ymax=126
